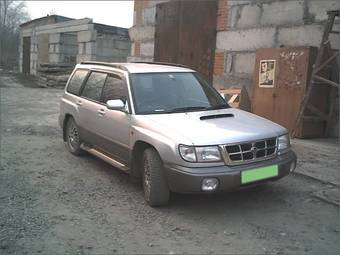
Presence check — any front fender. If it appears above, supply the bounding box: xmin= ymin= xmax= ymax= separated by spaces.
xmin=131 ymin=125 xmax=177 ymax=164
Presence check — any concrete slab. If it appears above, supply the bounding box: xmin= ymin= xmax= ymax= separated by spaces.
xmin=217 ymin=27 xmax=276 ymax=51
xmin=312 ymin=188 xmax=340 ymax=207
xmin=144 ymin=7 xmax=156 ymax=25
xmin=233 ymin=52 xmax=256 ymax=74
xmin=129 ymin=26 xmax=155 ymax=42
xmin=140 ymin=42 xmax=154 ymax=57
xmin=307 ymin=0 xmax=340 ymax=22
xmin=278 ymin=24 xmax=323 ymax=47
xmin=77 ymin=30 xmax=96 ymax=43
xmin=261 ymin=0 xmax=304 ymax=26
xmin=237 ymin=4 xmax=261 ymax=28
xmin=292 ymin=138 xmax=340 ymax=186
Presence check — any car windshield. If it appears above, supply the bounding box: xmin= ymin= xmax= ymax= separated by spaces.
xmin=130 ymin=72 xmax=229 ymax=114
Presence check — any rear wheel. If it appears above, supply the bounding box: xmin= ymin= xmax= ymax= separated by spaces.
xmin=65 ymin=117 xmax=83 ymax=156
xmin=142 ymin=148 xmax=170 ymax=206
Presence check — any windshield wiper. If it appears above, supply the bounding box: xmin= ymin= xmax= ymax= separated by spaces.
xmin=165 ymin=106 xmax=208 ymax=113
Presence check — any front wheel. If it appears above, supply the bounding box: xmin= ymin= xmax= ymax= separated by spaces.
xmin=142 ymin=148 xmax=170 ymax=206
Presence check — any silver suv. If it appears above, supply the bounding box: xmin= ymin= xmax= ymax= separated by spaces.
xmin=59 ymin=61 xmax=297 ymax=206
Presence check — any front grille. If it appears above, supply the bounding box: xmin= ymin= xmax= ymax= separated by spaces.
xmin=224 ymin=138 xmax=277 ymax=165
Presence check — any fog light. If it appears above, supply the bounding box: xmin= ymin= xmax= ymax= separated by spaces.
xmin=201 ymin=178 xmax=219 ymax=191
xmin=290 ymin=161 xmax=296 ymax=172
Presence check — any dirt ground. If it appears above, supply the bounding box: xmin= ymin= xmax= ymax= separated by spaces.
xmin=0 ymin=69 xmax=339 ymax=255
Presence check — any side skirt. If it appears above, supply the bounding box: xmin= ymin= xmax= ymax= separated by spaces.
xmin=80 ymin=143 xmax=130 ymax=172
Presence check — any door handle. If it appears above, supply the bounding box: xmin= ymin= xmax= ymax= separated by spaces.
xmin=97 ymin=109 xmax=106 ymax=116
xmin=76 ymin=100 xmax=82 ymax=106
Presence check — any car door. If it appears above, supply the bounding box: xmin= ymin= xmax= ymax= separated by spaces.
xmin=96 ymin=73 xmax=131 ymax=165
xmin=78 ymin=71 xmax=108 ymax=146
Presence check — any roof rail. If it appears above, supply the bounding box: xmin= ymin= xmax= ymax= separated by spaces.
xmin=80 ymin=61 xmax=128 ymax=71
xmin=131 ymin=61 xmax=191 ymax=69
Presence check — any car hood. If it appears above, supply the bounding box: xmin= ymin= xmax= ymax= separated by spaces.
xmin=142 ymin=108 xmax=287 ymax=145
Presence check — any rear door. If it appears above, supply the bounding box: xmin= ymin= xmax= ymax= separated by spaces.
xmin=96 ymin=73 xmax=131 ymax=165
xmin=78 ymin=71 xmax=107 ymax=145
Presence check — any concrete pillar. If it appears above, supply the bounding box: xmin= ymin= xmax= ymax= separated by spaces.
xmin=49 ymin=33 xmax=62 ymax=64
xmin=18 ymin=32 xmax=23 ymax=72
xmin=76 ymin=30 xmax=97 ymax=63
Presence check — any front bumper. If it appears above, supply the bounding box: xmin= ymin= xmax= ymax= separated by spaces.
xmin=164 ymin=150 xmax=297 ymax=193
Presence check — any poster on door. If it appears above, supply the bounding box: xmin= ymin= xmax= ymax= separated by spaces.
xmin=259 ymin=60 xmax=275 ymax=88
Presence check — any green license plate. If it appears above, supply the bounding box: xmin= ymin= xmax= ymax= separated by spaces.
xmin=241 ymin=165 xmax=278 ymax=184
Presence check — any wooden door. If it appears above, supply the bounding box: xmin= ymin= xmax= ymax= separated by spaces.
xmin=22 ymin=37 xmax=31 ymax=75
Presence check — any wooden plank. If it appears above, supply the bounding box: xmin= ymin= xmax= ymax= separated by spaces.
xmin=314 ymin=51 xmax=340 ymax=73
xmin=292 ymin=11 xmax=338 ymax=137
xmin=314 ymin=75 xmax=340 ymax=88
xmin=302 ymin=116 xmax=324 ymax=121
xmin=306 ymin=104 xmax=328 ymax=120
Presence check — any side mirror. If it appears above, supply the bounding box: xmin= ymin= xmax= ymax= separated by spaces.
xmin=106 ymin=99 xmax=126 ymax=111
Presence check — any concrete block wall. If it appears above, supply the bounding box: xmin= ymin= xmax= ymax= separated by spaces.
xmin=76 ymin=29 xmax=97 ymax=63
xmin=95 ymin=33 xmax=131 ymax=62
xmin=20 ymin=17 xmax=131 ymax=74
xmin=127 ymin=0 xmax=163 ymax=62
xmin=214 ymin=0 xmax=340 ymax=91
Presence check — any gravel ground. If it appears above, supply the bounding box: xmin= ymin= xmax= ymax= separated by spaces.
xmin=0 ymin=70 xmax=339 ymax=254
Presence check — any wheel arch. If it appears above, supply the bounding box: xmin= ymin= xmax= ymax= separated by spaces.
xmin=130 ymin=140 xmax=158 ymax=179
xmin=62 ymin=114 xmax=74 ymax=141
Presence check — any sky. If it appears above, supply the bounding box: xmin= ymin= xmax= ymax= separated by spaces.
xmin=25 ymin=1 xmax=134 ymax=28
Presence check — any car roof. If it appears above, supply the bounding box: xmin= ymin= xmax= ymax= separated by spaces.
xmin=76 ymin=62 xmax=195 ymax=73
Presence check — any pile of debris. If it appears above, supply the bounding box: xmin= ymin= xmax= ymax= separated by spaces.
xmin=37 ymin=63 xmax=74 ymax=88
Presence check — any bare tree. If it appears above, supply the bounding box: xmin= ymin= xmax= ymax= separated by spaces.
xmin=0 ymin=0 xmax=30 ymax=69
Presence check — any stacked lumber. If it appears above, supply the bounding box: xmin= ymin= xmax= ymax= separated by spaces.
xmin=219 ymin=86 xmax=251 ymax=112
xmin=37 ymin=63 xmax=73 ymax=88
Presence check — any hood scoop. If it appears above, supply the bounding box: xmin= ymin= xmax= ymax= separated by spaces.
xmin=200 ymin=113 xmax=234 ymax=120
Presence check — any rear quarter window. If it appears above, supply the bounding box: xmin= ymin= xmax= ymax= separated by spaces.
xmin=66 ymin=69 xmax=88 ymax=95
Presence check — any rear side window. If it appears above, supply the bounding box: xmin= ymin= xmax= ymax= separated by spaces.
xmin=66 ymin=69 xmax=88 ymax=95
xmin=81 ymin=72 xmax=107 ymax=102
xmin=101 ymin=74 xmax=128 ymax=103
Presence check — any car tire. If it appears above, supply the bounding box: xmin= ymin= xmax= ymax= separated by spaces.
xmin=142 ymin=148 xmax=170 ymax=206
xmin=65 ymin=117 xmax=83 ymax=156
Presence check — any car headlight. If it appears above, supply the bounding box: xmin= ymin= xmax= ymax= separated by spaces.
xmin=179 ymin=145 xmax=222 ymax=162
xmin=179 ymin=145 xmax=196 ymax=162
xmin=278 ymin=134 xmax=290 ymax=151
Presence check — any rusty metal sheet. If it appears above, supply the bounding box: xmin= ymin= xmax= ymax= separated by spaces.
xmin=154 ymin=0 xmax=217 ymax=82
xmin=154 ymin=1 xmax=180 ymax=64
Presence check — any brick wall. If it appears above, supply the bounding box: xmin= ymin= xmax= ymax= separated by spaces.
xmin=134 ymin=0 xmax=149 ymax=25
xmin=128 ymin=0 xmax=158 ymax=62
xmin=216 ymin=0 xmax=228 ymax=31
xmin=213 ymin=51 xmax=225 ymax=75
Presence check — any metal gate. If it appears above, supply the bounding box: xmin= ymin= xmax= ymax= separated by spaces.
xmin=154 ymin=0 xmax=217 ymax=82
xmin=22 ymin=37 xmax=31 ymax=75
